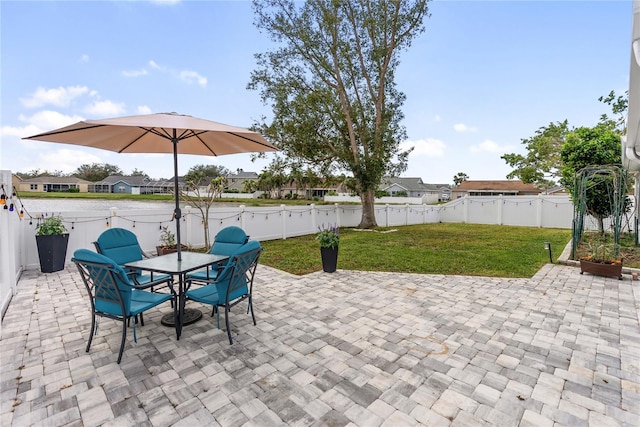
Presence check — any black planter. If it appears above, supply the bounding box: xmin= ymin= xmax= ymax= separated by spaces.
xmin=36 ymin=234 xmax=69 ymax=273
xmin=320 ymin=247 xmax=338 ymax=273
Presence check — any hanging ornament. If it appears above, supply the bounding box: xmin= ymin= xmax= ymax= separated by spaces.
xmin=0 ymin=194 xmax=5 ymax=205
xmin=9 ymin=203 xmax=14 ymax=212
xmin=19 ymin=210 xmax=24 ymax=218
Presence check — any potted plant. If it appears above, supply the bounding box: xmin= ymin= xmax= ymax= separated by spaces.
xmin=156 ymin=226 xmax=188 ymax=255
xmin=36 ymin=215 xmax=69 ymax=273
xmin=579 ymin=241 xmax=623 ymax=280
xmin=316 ymin=224 xmax=339 ymax=273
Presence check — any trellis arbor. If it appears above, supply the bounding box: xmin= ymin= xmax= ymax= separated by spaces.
xmin=571 ymin=165 xmax=632 ymax=260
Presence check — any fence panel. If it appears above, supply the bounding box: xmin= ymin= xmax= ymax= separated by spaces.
xmin=502 ymin=197 xmax=538 ymax=227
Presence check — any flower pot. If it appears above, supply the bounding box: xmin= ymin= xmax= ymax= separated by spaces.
xmin=579 ymin=259 xmax=623 ymax=280
xmin=320 ymin=247 xmax=338 ymax=273
xmin=156 ymin=244 xmax=188 ymax=256
xmin=36 ymin=234 xmax=69 ymax=273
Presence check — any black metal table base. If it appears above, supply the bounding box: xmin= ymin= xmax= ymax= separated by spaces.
xmin=161 ymin=308 xmax=202 ymax=327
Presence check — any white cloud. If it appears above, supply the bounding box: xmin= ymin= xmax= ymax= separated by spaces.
xmin=122 ymin=68 xmax=148 ymax=77
xmin=435 ymin=115 xmax=441 ymax=122
xmin=38 ymin=149 xmax=103 ymax=174
xmin=1 ymin=110 xmax=84 ymax=138
xmin=453 ymin=123 xmax=478 ymax=133
xmin=20 ymin=86 xmax=89 ymax=108
xmin=137 ymin=105 xmax=152 ymax=114
xmin=470 ymin=139 xmax=513 ymax=153
xmin=80 ymin=54 xmax=89 ymax=62
xmin=401 ymin=138 xmax=445 ymax=157
xmin=148 ymin=60 xmax=207 ymax=87
xmin=84 ymin=100 xmax=126 ymax=116
xmin=180 ymin=70 xmax=207 ymax=87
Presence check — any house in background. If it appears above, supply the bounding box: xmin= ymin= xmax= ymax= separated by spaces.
xmin=380 ymin=177 xmax=451 ymax=202
xmin=89 ymin=175 xmax=180 ymax=194
xmin=18 ymin=176 xmax=91 ymax=193
xmin=225 ymin=169 xmax=259 ymax=192
xmin=451 ymin=180 xmax=542 ymax=199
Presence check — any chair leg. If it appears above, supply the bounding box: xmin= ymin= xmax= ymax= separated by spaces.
xmin=248 ymin=296 xmax=256 ymax=326
xmin=139 ymin=312 xmax=145 ymax=326
xmin=225 ymin=304 xmax=233 ymax=345
xmin=86 ymin=312 xmax=96 ymax=353
xmin=117 ymin=317 xmax=127 ymax=364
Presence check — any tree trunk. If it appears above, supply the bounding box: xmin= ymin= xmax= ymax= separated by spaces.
xmin=358 ymin=189 xmax=378 ymax=228
xmin=597 ymin=216 xmax=605 ymax=235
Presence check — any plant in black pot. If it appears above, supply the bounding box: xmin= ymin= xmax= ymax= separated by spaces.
xmin=36 ymin=215 xmax=69 ymax=273
xmin=316 ymin=224 xmax=339 ymax=273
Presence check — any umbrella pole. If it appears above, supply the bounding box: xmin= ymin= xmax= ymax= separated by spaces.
xmin=172 ymin=133 xmax=182 ymax=261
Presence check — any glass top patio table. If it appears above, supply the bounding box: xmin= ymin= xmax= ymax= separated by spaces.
xmin=125 ymin=251 xmax=229 ymax=339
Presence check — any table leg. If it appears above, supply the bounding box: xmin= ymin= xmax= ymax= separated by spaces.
xmin=176 ymin=275 xmax=184 ymax=339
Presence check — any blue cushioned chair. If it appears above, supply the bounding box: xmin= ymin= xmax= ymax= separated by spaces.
xmin=186 ymin=240 xmax=262 ymax=344
xmin=186 ymin=226 xmax=249 ymax=284
xmin=93 ymin=228 xmax=171 ymax=287
xmin=72 ymin=249 xmax=174 ymax=364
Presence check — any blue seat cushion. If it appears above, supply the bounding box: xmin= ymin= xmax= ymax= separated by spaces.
xmin=186 ymin=283 xmax=221 ymax=305
xmin=130 ymin=291 xmax=172 ymax=316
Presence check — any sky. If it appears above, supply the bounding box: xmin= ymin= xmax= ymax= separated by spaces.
xmin=0 ymin=0 xmax=634 ymax=186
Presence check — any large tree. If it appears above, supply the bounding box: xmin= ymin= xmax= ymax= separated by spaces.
xmin=249 ymin=0 xmax=430 ymax=228
xmin=503 ymin=91 xmax=628 ymax=189
xmin=73 ymin=163 xmax=122 ymax=182
xmin=501 ymin=120 xmax=570 ymax=189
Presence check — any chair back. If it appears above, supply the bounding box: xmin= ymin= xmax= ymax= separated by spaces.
xmin=72 ymin=249 xmax=134 ymax=318
xmin=210 ymin=226 xmax=249 ymax=257
xmin=215 ymin=240 xmax=262 ymax=303
xmin=94 ymin=228 xmax=144 ymax=265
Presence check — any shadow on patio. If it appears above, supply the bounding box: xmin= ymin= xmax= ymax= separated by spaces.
xmin=1 ymin=263 xmax=639 ymax=426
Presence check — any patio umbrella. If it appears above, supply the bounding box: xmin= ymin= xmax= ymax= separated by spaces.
xmin=24 ymin=112 xmax=277 ymax=260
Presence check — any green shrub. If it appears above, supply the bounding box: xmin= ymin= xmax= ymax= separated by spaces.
xmin=36 ymin=215 xmax=67 ymax=236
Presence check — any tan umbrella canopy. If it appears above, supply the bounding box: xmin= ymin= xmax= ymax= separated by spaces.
xmin=24 ymin=112 xmax=277 ymax=260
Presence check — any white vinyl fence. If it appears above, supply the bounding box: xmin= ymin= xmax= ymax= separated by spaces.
xmin=1 ymin=168 xmax=604 ymax=324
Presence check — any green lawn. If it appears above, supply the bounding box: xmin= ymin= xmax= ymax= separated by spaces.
xmin=259 ymin=223 xmax=571 ymax=277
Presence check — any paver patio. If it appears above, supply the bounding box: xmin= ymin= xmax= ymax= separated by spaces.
xmin=1 ymin=263 xmax=639 ymax=426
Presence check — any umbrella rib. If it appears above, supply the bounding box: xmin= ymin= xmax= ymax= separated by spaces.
xmin=228 ymin=132 xmax=276 ymax=150
xmin=117 ymin=128 xmax=158 ymax=153
xmin=25 ymin=123 xmax=107 ymax=139
xmin=193 ymin=133 xmax=218 ymax=156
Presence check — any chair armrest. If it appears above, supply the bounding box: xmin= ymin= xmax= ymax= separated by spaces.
xmin=131 ymin=275 xmax=173 ymax=290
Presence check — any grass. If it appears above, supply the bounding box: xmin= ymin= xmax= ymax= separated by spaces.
xmin=259 ymin=223 xmax=572 ymax=277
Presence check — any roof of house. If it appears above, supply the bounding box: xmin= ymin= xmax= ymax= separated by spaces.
xmin=454 ymin=180 xmax=542 ymax=193
xmin=93 ymin=175 xmax=183 ymax=186
xmin=94 ymin=175 xmax=151 ymax=186
xmin=380 ymin=177 xmax=451 ymax=192
xmin=227 ymin=170 xmax=259 ymax=179
xmin=21 ymin=176 xmax=91 ymax=184
xmin=380 ymin=177 xmax=426 ymax=191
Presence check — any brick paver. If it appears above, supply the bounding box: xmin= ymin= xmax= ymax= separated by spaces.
xmin=1 ymin=263 xmax=639 ymax=426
